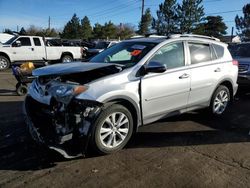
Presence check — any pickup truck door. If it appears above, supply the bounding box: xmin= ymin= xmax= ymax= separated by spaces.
xmin=32 ymin=37 xmax=46 ymax=60
xmin=10 ymin=37 xmax=36 ymax=61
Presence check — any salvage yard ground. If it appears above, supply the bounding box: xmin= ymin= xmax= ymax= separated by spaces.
xmin=1 ymin=70 xmax=250 ymax=187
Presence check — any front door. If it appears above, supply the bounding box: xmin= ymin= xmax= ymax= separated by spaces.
xmin=141 ymin=42 xmax=191 ymax=124
xmin=10 ymin=37 xmax=36 ymax=61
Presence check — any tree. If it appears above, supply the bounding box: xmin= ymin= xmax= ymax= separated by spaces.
xmin=19 ymin=27 xmax=26 ymax=35
xmin=93 ymin=23 xmax=104 ymax=39
xmin=152 ymin=0 xmax=179 ymax=35
xmin=25 ymin=25 xmax=59 ymax=37
xmin=118 ymin=23 xmax=135 ymax=39
xmin=81 ymin=16 xmax=92 ymax=40
xmin=193 ymin=16 xmax=227 ymax=38
xmin=138 ymin=8 xmax=152 ymax=35
xmin=235 ymin=3 xmax=250 ymax=41
xmin=26 ymin=25 xmax=41 ymax=36
xmin=3 ymin=29 xmax=13 ymax=34
xmin=61 ymin=14 xmax=81 ymax=39
xmin=43 ymin=28 xmax=59 ymax=37
xmin=178 ymin=0 xmax=205 ymax=33
xmin=102 ymin=21 xmax=117 ymax=39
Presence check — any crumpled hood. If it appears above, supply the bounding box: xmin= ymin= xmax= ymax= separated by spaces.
xmin=32 ymin=62 xmax=118 ymax=76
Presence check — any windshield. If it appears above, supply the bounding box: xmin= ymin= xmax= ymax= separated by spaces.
xmin=228 ymin=43 xmax=250 ymax=58
xmin=3 ymin=36 xmax=18 ymax=45
xmin=89 ymin=41 xmax=156 ymax=68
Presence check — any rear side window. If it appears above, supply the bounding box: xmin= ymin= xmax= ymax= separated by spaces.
xmin=18 ymin=37 xmax=31 ymax=46
xmin=212 ymin=44 xmax=224 ymax=59
xmin=33 ymin=38 xmax=41 ymax=46
xmin=188 ymin=43 xmax=212 ymax=64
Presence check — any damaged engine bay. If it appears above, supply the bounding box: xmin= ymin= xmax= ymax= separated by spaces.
xmin=24 ymin=63 xmax=123 ymax=158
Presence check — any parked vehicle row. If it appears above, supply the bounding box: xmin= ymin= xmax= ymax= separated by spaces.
xmin=24 ymin=34 xmax=238 ymax=158
xmin=0 ymin=35 xmax=83 ymax=71
xmin=228 ymin=42 xmax=250 ymax=86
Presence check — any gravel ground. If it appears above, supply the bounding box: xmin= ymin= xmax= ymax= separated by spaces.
xmin=0 ymin=70 xmax=250 ymax=188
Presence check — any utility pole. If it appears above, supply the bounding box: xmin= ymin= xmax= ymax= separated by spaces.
xmin=48 ymin=16 xmax=51 ymax=30
xmin=17 ymin=25 xmax=19 ymax=32
xmin=141 ymin=0 xmax=144 ymax=20
xmin=231 ymin=27 xmax=234 ymax=42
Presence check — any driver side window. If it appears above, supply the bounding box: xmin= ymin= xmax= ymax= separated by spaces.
xmin=17 ymin=37 xmax=31 ymax=46
xmin=150 ymin=42 xmax=185 ymax=69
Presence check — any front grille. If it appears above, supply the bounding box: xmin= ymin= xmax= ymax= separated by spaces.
xmin=238 ymin=64 xmax=249 ymax=73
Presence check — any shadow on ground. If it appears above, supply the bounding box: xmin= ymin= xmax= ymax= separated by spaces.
xmin=0 ymin=89 xmax=18 ymax=96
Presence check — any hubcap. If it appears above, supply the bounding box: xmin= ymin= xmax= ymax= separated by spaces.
xmin=213 ymin=90 xmax=229 ymax=114
xmin=99 ymin=112 xmax=129 ymax=148
xmin=0 ymin=58 xmax=8 ymax=69
xmin=62 ymin=57 xmax=72 ymax=63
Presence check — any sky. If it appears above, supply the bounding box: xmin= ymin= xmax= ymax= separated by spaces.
xmin=0 ymin=0 xmax=249 ymax=35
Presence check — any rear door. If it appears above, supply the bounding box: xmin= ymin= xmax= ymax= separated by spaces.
xmin=32 ymin=37 xmax=46 ymax=60
xmin=187 ymin=41 xmax=224 ymax=107
xmin=141 ymin=41 xmax=191 ymax=124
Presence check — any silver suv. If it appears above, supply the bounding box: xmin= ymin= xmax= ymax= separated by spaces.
xmin=24 ymin=34 xmax=238 ymax=158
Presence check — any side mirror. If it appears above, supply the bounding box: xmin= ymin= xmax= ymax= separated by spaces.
xmin=144 ymin=61 xmax=167 ymax=74
xmin=13 ymin=40 xmax=21 ymax=47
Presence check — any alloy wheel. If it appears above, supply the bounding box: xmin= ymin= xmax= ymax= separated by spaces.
xmin=213 ymin=90 xmax=229 ymax=115
xmin=99 ymin=112 xmax=129 ymax=148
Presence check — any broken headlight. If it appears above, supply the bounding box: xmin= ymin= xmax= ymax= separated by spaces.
xmin=49 ymin=84 xmax=88 ymax=104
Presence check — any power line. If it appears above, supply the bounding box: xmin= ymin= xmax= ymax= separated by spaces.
xmin=206 ymin=9 xmax=242 ymax=15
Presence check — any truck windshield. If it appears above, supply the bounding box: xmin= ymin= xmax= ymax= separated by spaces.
xmin=3 ymin=36 xmax=18 ymax=45
xmin=89 ymin=41 xmax=156 ymax=68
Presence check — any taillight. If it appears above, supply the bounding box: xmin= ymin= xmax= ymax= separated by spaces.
xmin=232 ymin=60 xmax=238 ymax=66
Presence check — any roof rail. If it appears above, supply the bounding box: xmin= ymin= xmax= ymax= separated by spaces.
xmin=169 ymin=34 xmax=220 ymax=41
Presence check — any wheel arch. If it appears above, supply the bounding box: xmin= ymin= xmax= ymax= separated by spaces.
xmin=211 ymin=79 xmax=234 ymax=104
xmin=61 ymin=52 xmax=73 ymax=60
xmin=0 ymin=52 xmax=11 ymax=62
xmin=103 ymin=96 xmax=141 ymax=133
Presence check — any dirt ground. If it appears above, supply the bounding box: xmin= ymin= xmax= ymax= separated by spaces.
xmin=1 ymin=70 xmax=250 ymax=188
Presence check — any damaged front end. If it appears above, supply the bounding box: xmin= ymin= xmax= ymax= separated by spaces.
xmin=24 ymin=95 xmax=102 ymax=158
xmin=23 ymin=63 xmax=122 ymax=158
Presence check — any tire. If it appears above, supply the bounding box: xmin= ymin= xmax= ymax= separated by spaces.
xmin=91 ymin=104 xmax=134 ymax=154
xmin=0 ymin=56 xmax=10 ymax=71
xmin=61 ymin=55 xmax=73 ymax=63
xmin=209 ymin=85 xmax=230 ymax=116
xmin=16 ymin=84 xmax=28 ymax=96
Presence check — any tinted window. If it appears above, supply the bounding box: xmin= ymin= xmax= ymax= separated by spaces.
xmin=33 ymin=38 xmax=41 ymax=46
xmin=189 ymin=43 xmax=212 ymax=64
xmin=150 ymin=42 xmax=185 ymax=69
xmin=213 ymin=44 xmax=224 ymax=58
xmin=18 ymin=37 xmax=31 ymax=46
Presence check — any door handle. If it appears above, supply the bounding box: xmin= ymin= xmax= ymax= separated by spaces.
xmin=214 ymin=68 xmax=221 ymax=72
xmin=179 ymin=73 xmax=190 ymax=79
xmin=29 ymin=47 xmax=34 ymax=51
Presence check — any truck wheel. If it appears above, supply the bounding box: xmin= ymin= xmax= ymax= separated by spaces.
xmin=91 ymin=104 xmax=133 ymax=154
xmin=0 ymin=56 xmax=10 ymax=71
xmin=61 ymin=55 xmax=73 ymax=63
xmin=209 ymin=85 xmax=230 ymax=116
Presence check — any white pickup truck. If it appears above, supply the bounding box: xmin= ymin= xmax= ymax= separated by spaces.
xmin=0 ymin=35 xmax=83 ymax=70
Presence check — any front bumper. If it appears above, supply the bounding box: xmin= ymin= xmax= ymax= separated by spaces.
xmin=23 ymin=95 xmax=102 ymax=158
